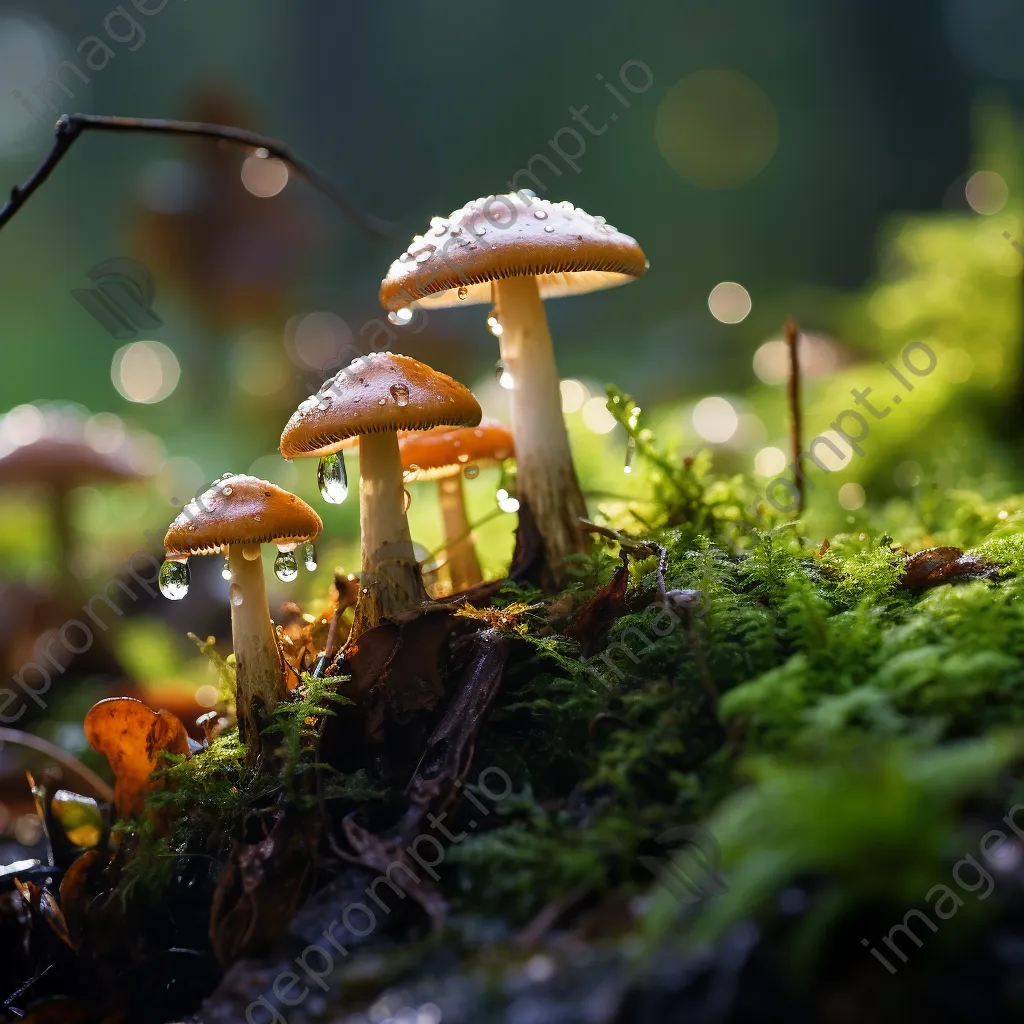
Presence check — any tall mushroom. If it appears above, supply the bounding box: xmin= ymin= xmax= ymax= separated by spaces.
xmin=161 ymin=474 xmax=321 ymax=755
xmin=398 ymin=419 xmax=513 ymax=592
xmin=279 ymin=352 xmax=480 ymax=637
xmin=379 ymin=193 xmax=647 ymax=590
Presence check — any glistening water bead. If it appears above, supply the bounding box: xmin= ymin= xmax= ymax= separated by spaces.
xmin=318 ymin=452 xmax=348 ymax=504
xmin=274 ymin=550 xmax=299 ymax=582
xmin=304 ymin=542 xmax=317 ymax=571
xmin=159 ymin=559 xmax=190 ymax=600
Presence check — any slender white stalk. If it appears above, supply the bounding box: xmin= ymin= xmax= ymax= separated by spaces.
xmin=351 ymin=430 xmax=428 ymax=635
xmin=438 ymin=475 xmax=482 ymax=592
xmin=228 ymin=544 xmax=287 ymax=752
xmin=495 ymin=273 xmax=588 ymax=589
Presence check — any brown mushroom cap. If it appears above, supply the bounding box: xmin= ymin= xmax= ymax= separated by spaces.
xmin=279 ymin=351 xmax=481 ymax=459
xmin=379 ymin=193 xmax=647 ymax=311
xmin=0 ymin=404 xmax=154 ymax=486
xmin=163 ymin=474 xmax=322 ymax=558
xmin=399 ymin=419 xmax=514 ymax=482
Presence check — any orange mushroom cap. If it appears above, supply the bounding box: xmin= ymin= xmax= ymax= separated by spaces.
xmin=399 ymin=418 xmax=514 ymax=482
xmin=163 ymin=474 xmax=322 ymax=558
xmin=279 ymin=351 xmax=481 ymax=459
xmin=379 ymin=193 xmax=647 ymax=312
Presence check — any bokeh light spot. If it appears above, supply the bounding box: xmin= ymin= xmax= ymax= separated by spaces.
xmin=838 ymin=482 xmax=866 ymax=510
xmin=560 ymin=379 xmax=588 ymax=413
xmin=754 ymin=446 xmax=787 ymax=477
xmin=241 ymin=151 xmax=289 ymax=197
xmin=655 ymin=70 xmax=780 ymax=189
xmin=111 ymin=341 xmax=180 ymax=404
xmin=965 ymin=171 xmax=1008 ymax=214
xmin=581 ymin=396 xmax=617 ymax=434
xmin=708 ymin=282 xmax=752 ymax=324
xmin=692 ymin=397 xmax=739 ymax=443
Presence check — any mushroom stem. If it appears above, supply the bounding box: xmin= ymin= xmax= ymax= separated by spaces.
xmin=437 ymin=475 xmax=483 ymax=592
xmin=52 ymin=486 xmax=75 ymax=583
xmin=494 ymin=273 xmax=588 ymax=590
xmin=227 ymin=544 xmax=287 ymax=755
xmin=352 ymin=431 xmax=428 ymax=635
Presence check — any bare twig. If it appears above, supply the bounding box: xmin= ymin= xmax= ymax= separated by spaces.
xmin=0 ymin=113 xmax=397 ymax=237
xmin=785 ymin=318 xmax=804 ymax=513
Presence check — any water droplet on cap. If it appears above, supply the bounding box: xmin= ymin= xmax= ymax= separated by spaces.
xmin=318 ymin=451 xmax=348 ymax=504
xmin=534 ymin=209 xmax=548 ymax=220
xmin=159 ymin=559 xmax=190 ymax=600
xmin=274 ymin=550 xmax=298 ymax=582
xmin=390 ymin=383 xmax=410 ymax=407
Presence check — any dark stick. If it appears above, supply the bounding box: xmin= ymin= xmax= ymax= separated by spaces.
xmin=0 ymin=113 xmax=397 ymax=237
xmin=785 ymin=317 xmax=804 ymax=514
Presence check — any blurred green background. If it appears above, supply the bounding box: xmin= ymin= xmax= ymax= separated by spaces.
xmin=0 ymin=0 xmax=1024 ymax=748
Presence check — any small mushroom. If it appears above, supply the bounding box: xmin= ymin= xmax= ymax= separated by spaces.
xmin=162 ymin=474 xmax=322 ymax=751
xmin=0 ymin=403 xmax=153 ymax=582
xmin=379 ymin=193 xmax=647 ymax=590
xmin=399 ymin=419 xmax=514 ymax=592
xmin=279 ymin=352 xmax=480 ymax=636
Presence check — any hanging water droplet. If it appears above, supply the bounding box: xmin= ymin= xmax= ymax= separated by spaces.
xmin=457 ymin=285 xmax=469 ymax=300
xmin=159 ymin=559 xmax=190 ymax=600
xmin=464 ymin=464 xmax=479 ymax=479
xmin=390 ymin=383 xmax=410 ymax=406
xmin=274 ymin=550 xmax=299 ymax=582
xmin=534 ymin=209 xmax=548 ymax=220
xmin=457 ymin=453 xmax=469 ymax=463
xmin=495 ymin=361 xmax=514 ymax=389
xmin=229 ymin=583 xmax=244 ymax=607
xmin=221 ymin=559 xmax=231 ymax=581
xmin=402 ymin=488 xmax=412 ymax=512
xmin=304 ymin=543 xmax=317 ymax=571
xmin=242 ymin=544 xmax=261 ymax=561
xmin=318 ymin=452 xmax=348 ymax=504
xmin=624 ymin=435 xmax=636 ymax=474
xmin=387 ymin=307 xmax=413 ymax=326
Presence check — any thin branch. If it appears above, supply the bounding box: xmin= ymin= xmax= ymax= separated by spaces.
xmin=0 ymin=113 xmax=398 ymax=237
xmin=0 ymin=728 xmax=114 ymax=803
xmin=785 ymin=317 xmax=804 ymax=514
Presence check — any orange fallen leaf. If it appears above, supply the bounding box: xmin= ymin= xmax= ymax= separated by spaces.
xmin=84 ymin=697 xmax=189 ymax=820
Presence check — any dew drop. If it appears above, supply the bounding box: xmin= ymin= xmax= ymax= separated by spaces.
xmin=229 ymin=583 xmax=244 ymax=607
xmin=274 ymin=550 xmax=299 ymax=582
xmin=543 ymin=225 xmax=555 ymax=233
xmin=457 ymin=453 xmax=469 ymax=463
xmin=624 ymin=435 xmax=636 ymax=474
xmin=402 ymin=488 xmax=412 ymax=512
xmin=242 ymin=544 xmax=261 ymax=561
xmin=534 ymin=209 xmax=548 ymax=220
xmin=221 ymin=559 xmax=231 ymax=581
xmin=318 ymin=452 xmax=348 ymax=504
xmin=159 ymin=559 xmax=190 ymax=600
xmin=304 ymin=542 xmax=317 ymax=571
xmin=277 ymin=542 xmax=298 ymax=554
xmin=221 ymin=486 xmax=233 ymax=496
xmin=390 ymin=383 xmax=410 ymax=407
xmin=378 ymin=397 xmax=387 ymax=406
xmin=464 ymin=464 xmax=479 ymax=479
